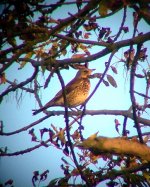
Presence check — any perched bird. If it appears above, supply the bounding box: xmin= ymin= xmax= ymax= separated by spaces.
xmin=33 ymin=68 xmax=94 ymax=115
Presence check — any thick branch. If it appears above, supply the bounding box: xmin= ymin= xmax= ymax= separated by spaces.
xmin=18 ymin=32 xmax=150 ymax=67
xmin=97 ymin=162 xmax=150 ymax=182
xmin=42 ymin=109 xmax=150 ymax=126
xmin=48 ymin=0 xmax=99 ymax=36
xmin=1 ymin=109 xmax=149 ymax=136
xmin=78 ymin=135 xmax=150 ymax=161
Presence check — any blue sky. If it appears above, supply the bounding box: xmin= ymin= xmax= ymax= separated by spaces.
xmin=0 ymin=2 xmax=150 ymax=187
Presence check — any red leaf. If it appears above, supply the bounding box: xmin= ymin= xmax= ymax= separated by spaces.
xmin=114 ymin=119 xmax=121 ymax=134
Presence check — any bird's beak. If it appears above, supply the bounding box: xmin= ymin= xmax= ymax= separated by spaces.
xmin=89 ymin=68 xmax=95 ymax=73
xmin=88 ymin=69 xmax=95 ymax=78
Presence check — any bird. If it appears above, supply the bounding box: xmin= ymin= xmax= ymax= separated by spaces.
xmin=33 ymin=68 xmax=94 ymax=115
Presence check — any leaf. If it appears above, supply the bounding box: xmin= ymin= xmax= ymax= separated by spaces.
xmin=89 ymin=152 xmax=101 ymax=163
xmin=71 ymin=168 xmax=80 ymax=176
xmin=124 ymin=51 xmax=129 ymax=59
xmin=71 ymin=130 xmax=80 ymax=140
xmin=28 ymin=128 xmax=37 ymax=142
xmin=130 ymin=49 xmax=135 ymax=60
xmin=78 ymin=44 xmax=90 ymax=55
xmin=111 ymin=66 xmax=118 ymax=74
xmin=71 ymin=53 xmax=86 ymax=59
xmin=98 ymin=1 xmax=108 ymax=16
xmin=19 ymin=52 xmax=33 ymax=69
xmin=61 ymin=49 xmax=67 ymax=56
xmin=52 ymin=41 xmax=58 ymax=48
xmin=40 ymin=128 xmax=49 ymax=139
xmin=29 ymin=128 xmax=34 ymax=135
xmin=139 ymin=48 xmax=147 ymax=61
xmin=58 ymin=128 xmax=66 ymax=145
xmin=83 ymin=24 xmax=93 ymax=31
xmin=40 ymin=170 xmax=49 ymax=181
xmin=103 ymin=79 xmax=109 ymax=87
xmin=143 ymin=136 xmax=150 ymax=143
xmin=98 ymin=0 xmax=122 ymax=16
xmin=49 ymin=129 xmax=54 ymax=142
xmin=114 ymin=119 xmax=121 ymax=134
xmin=0 ymin=73 xmax=6 ymax=84
xmin=51 ymin=124 xmax=58 ymax=133
xmin=8 ymin=37 xmax=16 ymax=47
xmin=63 ymin=143 xmax=69 ymax=156
xmin=84 ymin=32 xmax=91 ymax=39
xmin=58 ymin=177 xmax=69 ymax=186
xmin=61 ymin=157 xmax=69 ymax=165
xmin=32 ymin=171 xmax=39 ymax=187
xmin=143 ymin=171 xmax=150 ymax=184
xmin=135 ymin=74 xmax=145 ymax=78
xmin=107 ymin=74 xmax=117 ymax=88
xmin=106 ymin=181 xmax=118 ymax=187
xmin=133 ymin=12 xmax=139 ymax=27
xmin=48 ymin=17 xmax=60 ymax=24
xmin=4 ymin=179 xmax=13 ymax=186
xmin=122 ymin=26 xmax=129 ymax=33
xmin=48 ymin=178 xmax=60 ymax=187
xmin=41 ymin=65 xmax=46 ymax=74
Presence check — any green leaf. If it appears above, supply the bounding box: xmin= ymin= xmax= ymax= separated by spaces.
xmin=98 ymin=1 xmax=108 ymax=16
xmin=47 ymin=178 xmax=60 ymax=187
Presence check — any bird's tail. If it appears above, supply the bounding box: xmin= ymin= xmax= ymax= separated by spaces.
xmin=32 ymin=99 xmax=55 ymax=115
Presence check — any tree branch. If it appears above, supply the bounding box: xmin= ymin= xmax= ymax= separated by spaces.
xmin=130 ymin=44 xmax=143 ymax=143
xmin=0 ymin=67 xmax=38 ymax=102
xmin=1 ymin=109 xmax=149 ymax=136
xmin=17 ymin=32 xmax=150 ymax=68
xmin=97 ymin=162 xmax=150 ymax=183
xmin=78 ymin=135 xmax=150 ymax=161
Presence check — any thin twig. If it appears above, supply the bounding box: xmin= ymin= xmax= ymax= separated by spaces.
xmin=113 ymin=6 xmax=127 ymax=42
xmin=0 ymin=67 xmax=38 ymax=101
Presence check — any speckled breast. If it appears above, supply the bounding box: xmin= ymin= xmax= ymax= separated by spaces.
xmin=66 ymin=79 xmax=90 ymax=107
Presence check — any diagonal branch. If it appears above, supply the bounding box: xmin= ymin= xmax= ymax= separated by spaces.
xmin=17 ymin=32 xmax=150 ymax=68
xmin=0 ymin=67 xmax=38 ymax=102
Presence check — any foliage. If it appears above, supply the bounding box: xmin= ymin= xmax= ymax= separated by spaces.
xmin=0 ymin=0 xmax=150 ymax=187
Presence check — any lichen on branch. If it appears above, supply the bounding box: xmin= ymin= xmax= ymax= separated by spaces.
xmin=78 ymin=134 xmax=150 ymax=162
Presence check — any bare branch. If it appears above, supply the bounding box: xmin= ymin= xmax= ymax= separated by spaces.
xmin=0 ymin=67 xmax=38 ymax=102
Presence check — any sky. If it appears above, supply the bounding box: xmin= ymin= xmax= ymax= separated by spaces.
xmin=0 ymin=1 xmax=150 ymax=187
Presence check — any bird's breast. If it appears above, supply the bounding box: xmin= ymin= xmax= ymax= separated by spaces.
xmin=66 ymin=79 xmax=90 ymax=107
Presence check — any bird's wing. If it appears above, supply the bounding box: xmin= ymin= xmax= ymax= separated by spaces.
xmin=53 ymin=78 xmax=82 ymax=99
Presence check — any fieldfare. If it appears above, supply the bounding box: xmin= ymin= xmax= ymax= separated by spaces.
xmin=33 ymin=68 xmax=94 ymax=115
